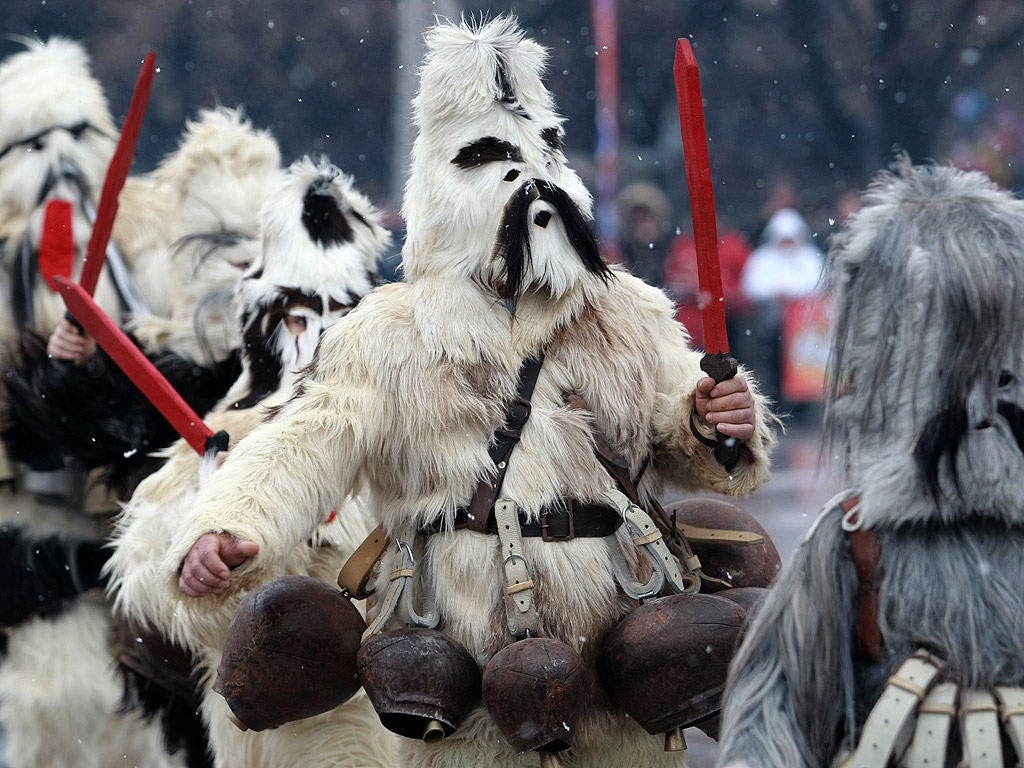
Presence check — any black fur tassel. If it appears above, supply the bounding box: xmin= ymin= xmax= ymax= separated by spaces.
xmin=0 ymin=524 xmax=109 ymax=627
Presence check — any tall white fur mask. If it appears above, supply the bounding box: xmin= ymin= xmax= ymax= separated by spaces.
xmin=402 ymin=15 xmax=610 ymax=306
xmin=0 ymin=36 xmax=127 ymax=339
xmin=717 ymin=159 xmax=1024 ymax=768
xmin=0 ymin=37 xmax=115 ymax=242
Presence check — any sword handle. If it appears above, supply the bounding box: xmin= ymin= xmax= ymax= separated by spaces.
xmin=699 ymin=351 xmax=741 ymax=470
xmin=204 ymin=430 xmax=230 ymax=458
xmin=64 ymin=309 xmax=83 ymax=334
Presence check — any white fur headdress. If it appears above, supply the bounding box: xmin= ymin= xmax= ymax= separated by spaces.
xmin=402 ymin=16 xmax=609 ymax=307
xmin=123 ymin=107 xmax=283 ymax=361
xmin=229 ymin=155 xmax=391 ymax=408
xmin=825 ymin=158 xmax=1024 ymax=528
xmin=0 ymin=37 xmax=116 ymax=225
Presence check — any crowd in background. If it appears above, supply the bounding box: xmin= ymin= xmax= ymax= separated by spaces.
xmin=615 ymin=178 xmax=858 ymax=422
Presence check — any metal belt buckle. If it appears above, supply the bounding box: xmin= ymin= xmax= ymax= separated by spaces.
xmin=541 ymin=501 xmax=575 ymax=542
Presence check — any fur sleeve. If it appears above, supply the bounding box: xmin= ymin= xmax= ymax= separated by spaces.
xmin=163 ymin=323 xmax=374 ymax=590
xmin=643 ymin=282 xmax=777 ymax=496
xmin=716 ymin=505 xmax=859 ymax=768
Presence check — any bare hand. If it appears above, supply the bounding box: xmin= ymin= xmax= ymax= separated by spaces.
xmin=178 ymin=532 xmax=259 ymax=597
xmin=695 ymin=375 xmax=755 ymax=441
xmin=46 ymin=318 xmax=96 ymax=363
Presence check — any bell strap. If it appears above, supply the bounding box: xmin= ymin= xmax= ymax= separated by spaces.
xmin=603 ymin=537 xmax=664 ymax=600
xmin=840 ymin=496 xmax=883 ymax=662
xmin=337 ymin=523 xmax=389 ymax=600
xmin=494 ymin=499 xmax=539 ymax=639
xmin=961 ymin=690 xmax=1003 ymax=768
xmin=845 ymin=649 xmax=943 ymax=768
xmin=904 ymin=682 xmax=958 ymax=768
xmin=601 ymin=489 xmax=694 ymax=595
xmin=464 ymin=354 xmax=545 ymax=533
xmin=361 ymin=525 xmax=438 ymax=641
xmin=563 ymin=392 xmax=706 ymax=592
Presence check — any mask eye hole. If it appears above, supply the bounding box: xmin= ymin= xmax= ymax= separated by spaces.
xmin=504 ymin=169 xmax=520 ymax=182
xmin=999 ymin=370 xmax=1015 ymax=389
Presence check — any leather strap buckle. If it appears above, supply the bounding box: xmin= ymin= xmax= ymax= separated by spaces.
xmin=541 ymin=503 xmax=574 ymax=542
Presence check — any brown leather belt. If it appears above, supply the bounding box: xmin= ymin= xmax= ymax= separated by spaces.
xmin=431 ymin=500 xmax=623 ymax=541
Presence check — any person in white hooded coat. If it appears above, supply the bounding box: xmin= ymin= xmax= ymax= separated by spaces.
xmin=170 ymin=17 xmax=777 ymax=768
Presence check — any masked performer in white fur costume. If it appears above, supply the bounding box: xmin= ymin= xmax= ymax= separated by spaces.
xmin=106 ymin=155 xmax=397 ymax=768
xmin=6 ymin=105 xmax=282 ymax=499
xmin=716 ymin=158 xmax=1024 ymax=768
xmin=0 ymin=36 xmax=180 ymax=768
xmin=170 ymin=17 xmax=776 ymax=768
xmin=1 ymin=103 xmax=283 ymax=768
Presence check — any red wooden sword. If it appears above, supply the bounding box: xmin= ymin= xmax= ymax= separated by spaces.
xmin=80 ymin=51 xmax=155 ymax=296
xmin=674 ymin=38 xmax=740 ymax=466
xmin=54 ymin=276 xmax=227 ymax=457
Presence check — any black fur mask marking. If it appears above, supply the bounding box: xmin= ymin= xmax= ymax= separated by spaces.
xmin=452 ymin=137 xmax=524 ymax=170
xmin=301 ymin=182 xmax=354 ymax=247
xmin=491 ymin=178 xmax=610 ymax=314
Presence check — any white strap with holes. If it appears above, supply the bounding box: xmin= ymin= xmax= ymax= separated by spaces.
xmin=995 ymin=686 xmax=1024 ymax=764
xmin=361 ymin=526 xmax=438 ymax=642
xmin=494 ymin=499 xmax=539 ymax=638
xmin=601 ymin=489 xmax=687 ymax=594
xmin=961 ymin=690 xmax=1003 ymax=768
xmin=905 ymin=681 xmax=957 ymax=768
xmin=847 ymin=650 xmax=942 ymax=768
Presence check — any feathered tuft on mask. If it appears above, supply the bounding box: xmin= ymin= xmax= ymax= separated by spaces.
xmin=825 ymin=157 xmax=1024 ymax=526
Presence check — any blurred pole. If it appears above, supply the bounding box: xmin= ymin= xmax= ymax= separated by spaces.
xmin=389 ymin=0 xmax=459 ymax=210
xmin=592 ymin=0 xmax=620 ymax=257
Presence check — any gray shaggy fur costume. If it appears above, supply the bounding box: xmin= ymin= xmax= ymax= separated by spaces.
xmin=168 ymin=17 xmax=776 ymax=768
xmin=717 ymin=159 xmax=1024 ymax=767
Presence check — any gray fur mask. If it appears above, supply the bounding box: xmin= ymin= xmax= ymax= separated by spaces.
xmin=825 ymin=159 xmax=1024 ymax=528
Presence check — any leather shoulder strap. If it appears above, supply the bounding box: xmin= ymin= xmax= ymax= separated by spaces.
xmin=842 ymin=497 xmax=883 ymax=661
xmin=463 ymin=354 xmax=545 ymax=533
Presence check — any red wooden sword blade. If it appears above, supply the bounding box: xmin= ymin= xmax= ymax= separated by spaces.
xmin=80 ymin=51 xmax=155 ymax=296
xmin=54 ymin=276 xmax=215 ymax=455
xmin=674 ymin=38 xmax=729 ymax=356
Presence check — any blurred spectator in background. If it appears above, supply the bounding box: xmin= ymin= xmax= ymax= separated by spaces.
xmin=616 ymin=181 xmax=674 ymax=286
xmin=664 ymin=217 xmax=754 ymax=363
xmin=739 ymin=207 xmax=825 ymax=412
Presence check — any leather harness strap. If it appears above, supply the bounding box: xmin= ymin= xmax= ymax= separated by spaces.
xmin=443 ymin=500 xmax=622 ymax=540
xmin=842 ymin=497 xmax=883 ymax=661
xmin=462 ymin=354 xmax=545 ymax=533
xmin=337 ymin=524 xmax=389 ymax=600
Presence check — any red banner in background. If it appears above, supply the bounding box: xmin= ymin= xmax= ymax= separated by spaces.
xmin=782 ymin=296 xmax=831 ymax=403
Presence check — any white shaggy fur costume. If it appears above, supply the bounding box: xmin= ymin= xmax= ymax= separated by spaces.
xmin=106 ymin=156 xmax=397 ymax=768
xmin=717 ymin=161 xmax=1024 ymax=767
xmin=0 ymin=37 xmax=127 ymax=347
xmin=168 ymin=18 xmax=775 ymax=768
xmin=0 ymin=37 xmax=173 ymax=768
xmin=119 ymin=106 xmax=283 ymax=363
